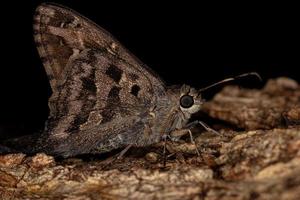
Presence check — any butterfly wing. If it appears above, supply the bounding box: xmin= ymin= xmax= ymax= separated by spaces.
xmin=34 ymin=3 xmax=165 ymax=93
xmin=33 ymin=3 xmax=166 ymax=156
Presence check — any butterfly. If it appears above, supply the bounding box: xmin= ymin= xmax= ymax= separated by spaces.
xmin=3 ymin=3 xmax=259 ymax=158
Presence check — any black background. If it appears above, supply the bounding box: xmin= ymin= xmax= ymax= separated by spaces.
xmin=0 ymin=1 xmax=299 ymax=139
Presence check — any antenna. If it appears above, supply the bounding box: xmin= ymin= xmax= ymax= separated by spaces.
xmin=198 ymin=72 xmax=262 ymax=94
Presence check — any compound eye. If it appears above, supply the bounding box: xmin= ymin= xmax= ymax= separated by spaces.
xmin=180 ymin=95 xmax=194 ymax=108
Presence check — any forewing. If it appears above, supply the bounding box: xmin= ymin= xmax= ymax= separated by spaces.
xmin=45 ymin=49 xmax=159 ymax=139
xmin=34 ymin=3 xmax=165 ymax=93
xmin=33 ymin=3 xmax=166 ymax=149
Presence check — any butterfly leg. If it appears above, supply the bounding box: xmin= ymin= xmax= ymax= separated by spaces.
xmin=169 ymin=129 xmax=190 ymax=141
xmin=117 ymin=144 xmax=133 ymax=159
xmin=169 ymin=129 xmax=201 ymax=157
xmin=188 ymin=130 xmax=201 ymax=156
xmin=185 ymin=120 xmax=220 ymax=135
xmin=162 ymin=134 xmax=168 ymax=167
xmin=101 ymin=144 xmax=133 ymax=169
xmin=171 ymin=120 xmax=220 ymax=157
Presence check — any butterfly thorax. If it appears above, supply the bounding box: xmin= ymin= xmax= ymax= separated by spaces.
xmin=149 ymin=85 xmax=203 ymax=139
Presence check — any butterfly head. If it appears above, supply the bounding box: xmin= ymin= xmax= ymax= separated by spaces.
xmin=155 ymin=84 xmax=203 ymax=134
xmin=178 ymin=84 xmax=204 ymax=115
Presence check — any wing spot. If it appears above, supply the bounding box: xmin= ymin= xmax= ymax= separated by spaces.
xmin=75 ymin=23 xmax=82 ymax=28
xmin=82 ymin=76 xmax=97 ymax=94
xmin=131 ymin=85 xmax=140 ymax=97
xmin=105 ymin=64 xmax=123 ymax=83
xmin=108 ymin=86 xmax=121 ymax=100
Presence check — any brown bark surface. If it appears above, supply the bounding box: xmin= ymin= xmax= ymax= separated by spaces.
xmin=1 ymin=77 xmax=300 ymax=200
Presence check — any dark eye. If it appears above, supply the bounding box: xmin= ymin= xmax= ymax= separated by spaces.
xmin=180 ymin=95 xmax=194 ymax=108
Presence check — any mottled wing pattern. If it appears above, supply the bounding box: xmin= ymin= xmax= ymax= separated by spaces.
xmin=33 ymin=3 xmax=166 ymax=155
xmin=34 ymin=3 xmax=165 ymax=93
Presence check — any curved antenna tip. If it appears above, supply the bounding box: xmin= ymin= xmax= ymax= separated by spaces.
xmin=198 ymin=72 xmax=262 ymax=94
xmin=237 ymin=72 xmax=262 ymax=82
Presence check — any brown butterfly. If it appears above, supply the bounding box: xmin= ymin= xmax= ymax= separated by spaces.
xmin=1 ymin=3 xmax=260 ymax=158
